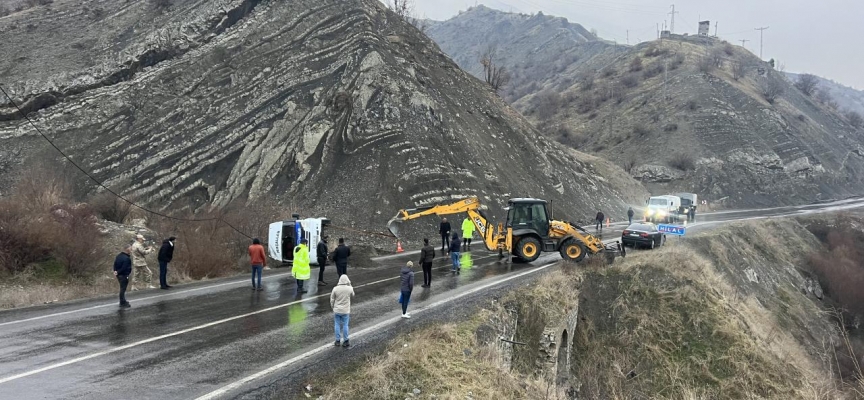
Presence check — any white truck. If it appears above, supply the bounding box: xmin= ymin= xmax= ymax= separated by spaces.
xmin=644 ymin=195 xmax=682 ymax=223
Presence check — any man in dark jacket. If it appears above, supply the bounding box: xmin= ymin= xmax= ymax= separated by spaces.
xmin=157 ymin=237 xmax=175 ymax=289
xmin=439 ymin=218 xmax=451 ymax=251
xmin=332 ymin=238 xmax=351 ymax=277
xmin=114 ymin=244 xmax=133 ymax=308
xmin=627 ymin=207 xmax=635 ymax=225
xmin=595 ymin=211 xmax=605 ymax=231
xmin=317 ymin=236 xmax=329 ymax=286
xmin=419 ymin=238 xmax=435 ymax=288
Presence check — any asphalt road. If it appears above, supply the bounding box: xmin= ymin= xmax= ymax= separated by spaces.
xmin=1 ymin=197 xmax=863 ymax=399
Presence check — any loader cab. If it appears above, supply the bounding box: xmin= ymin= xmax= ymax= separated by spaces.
xmin=506 ymin=198 xmax=550 ymax=237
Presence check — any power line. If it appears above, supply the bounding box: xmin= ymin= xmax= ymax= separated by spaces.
xmin=0 ymin=84 xmax=254 ymax=239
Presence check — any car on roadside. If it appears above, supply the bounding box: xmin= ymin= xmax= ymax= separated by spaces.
xmin=621 ymin=222 xmax=666 ymax=249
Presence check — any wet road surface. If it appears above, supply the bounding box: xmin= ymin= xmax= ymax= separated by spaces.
xmin=1 ymin=197 xmax=862 ymax=399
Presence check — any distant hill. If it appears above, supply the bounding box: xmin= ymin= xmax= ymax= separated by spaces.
xmin=785 ymin=72 xmax=864 ymax=116
xmin=427 ymin=7 xmax=864 ymax=206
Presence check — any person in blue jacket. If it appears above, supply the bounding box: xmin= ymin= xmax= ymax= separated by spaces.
xmin=113 ymin=244 xmax=133 ymax=308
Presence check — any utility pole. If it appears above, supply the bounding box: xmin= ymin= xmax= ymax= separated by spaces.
xmin=755 ymin=26 xmax=769 ymax=59
xmin=739 ymin=39 xmax=749 ymax=49
xmin=668 ymin=5 xmax=679 ymax=33
xmin=714 ymin=21 xmax=718 ymax=37
xmin=626 ymin=30 xmax=629 ymax=44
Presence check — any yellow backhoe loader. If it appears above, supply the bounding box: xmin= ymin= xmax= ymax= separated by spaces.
xmin=387 ymin=197 xmax=625 ymax=263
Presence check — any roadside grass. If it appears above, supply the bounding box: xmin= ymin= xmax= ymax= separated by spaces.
xmin=318 ymin=314 xmax=561 ymax=400
xmin=318 ymin=272 xmax=578 ymax=399
xmin=574 ymin=246 xmax=832 ymax=399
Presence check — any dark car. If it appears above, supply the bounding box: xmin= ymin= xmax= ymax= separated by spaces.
xmin=622 ymin=223 xmax=666 ymax=249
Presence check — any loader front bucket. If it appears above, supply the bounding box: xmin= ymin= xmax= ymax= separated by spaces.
xmin=387 ymin=215 xmax=404 ymax=238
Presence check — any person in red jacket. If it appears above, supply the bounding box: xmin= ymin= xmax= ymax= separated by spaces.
xmin=248 ymin=238 xmax=267 ymax=291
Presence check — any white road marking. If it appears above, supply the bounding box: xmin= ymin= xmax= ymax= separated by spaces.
xmin=0 ymin=273 xmax=295 ymax=328
xmin=0 ymin=254 xmax=499 ymax=384
xmin=194 ymin=261 xmax=557 ymax=400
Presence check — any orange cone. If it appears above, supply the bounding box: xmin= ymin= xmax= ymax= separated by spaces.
xmin=396 ymin=240 xmax=404 ymax=253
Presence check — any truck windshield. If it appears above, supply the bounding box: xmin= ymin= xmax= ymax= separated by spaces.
xmin=648 ymin=199 xmax=668 ymax=206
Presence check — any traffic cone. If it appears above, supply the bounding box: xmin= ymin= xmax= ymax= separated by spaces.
xmin=396 ymin=240 xmax=404 ymax=253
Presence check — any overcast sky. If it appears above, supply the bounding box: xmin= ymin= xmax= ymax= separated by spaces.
xmin=413 ymin=0 xmax=863 ymax=89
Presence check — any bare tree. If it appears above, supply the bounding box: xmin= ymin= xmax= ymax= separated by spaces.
xmin=480 ymin=45 xmax=511 ymax=93
xmin=794 ymin=73 xmax=819 ymax=97
xmin=759 ymin=79 xmax=784 ymax=104
xmin=389 ymin=0 xmax=412 ymax=18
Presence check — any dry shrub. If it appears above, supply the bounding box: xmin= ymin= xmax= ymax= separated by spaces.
xmin=807 ymin=217 xmax=864 ymax=317
xmin=0 ymin=166 xmax=102 ymax=277
xmin=89 ymin=191 xmax=133 ymax=223
xmin=150 ymin=196 xmax=289 ymax=280
xmin=628 ymin=56 xmax=643 ymax=72
xmin=49 ymin=204 xmax=102 ymax=277
xmin=668 ymin=152 xmax=695 ymax=171
xmin=621 ymin=73 xmax=639 ymax=88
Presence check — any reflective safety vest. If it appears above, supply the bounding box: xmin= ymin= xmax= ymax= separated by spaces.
xmin=292 ymin=244 xmax=311 ymax=280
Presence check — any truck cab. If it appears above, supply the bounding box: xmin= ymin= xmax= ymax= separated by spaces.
xmin=644 ymin=195 xmax=682 ymax=223
xmin=676 ymin=193 xmax=698 ymax=221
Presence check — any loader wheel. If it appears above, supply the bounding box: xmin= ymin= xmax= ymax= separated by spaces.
xmin=516 ymin=237 xmax=541 ymax=263
xmin=559 ymin=239 xmax=586 ymax=263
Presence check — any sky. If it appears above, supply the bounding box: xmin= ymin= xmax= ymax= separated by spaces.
xmin=411 ymin=0 xmax=864 ymax=89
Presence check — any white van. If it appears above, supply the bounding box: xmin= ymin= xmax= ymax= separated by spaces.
xmin=268 ymin=216 xmax=330 ymax=265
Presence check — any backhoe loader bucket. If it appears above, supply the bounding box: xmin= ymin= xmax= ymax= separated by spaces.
xmin=387 ymin=215 xmax=404 ymax=238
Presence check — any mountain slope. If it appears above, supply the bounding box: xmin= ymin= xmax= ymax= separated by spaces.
xmin=785 ymin=72 xmax=864 ymax=116
xmin=0 ymin=0 xmax=645 ymax=229
xmin=426 ymin=5 xmax=608 ymax=103
xmin=427 ymin=8 xmax=864 ymax=206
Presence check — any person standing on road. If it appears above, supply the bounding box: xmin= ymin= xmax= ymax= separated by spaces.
xmin=293 ymin=239 xmax=311 ymax=294
xmin=439 ymin=218 xmax=451 ymax=251
xmin=400 ymin=261 xmax=415 ymax=318
xmin=131 ymin=234 xmax=154 ymax=290
xmin=317 ymin=236 xmax=329 ymax=286
xmin=419 ymin=238 xmax=435 ymax=288
xmin=461 ymin=216 xmax=474 ymax=250
xmin=113 ymin=244 xmax=133 ymax=308
xmin=330 ymin=274 xmax=354 ymax=347
xmin=157 ymin=236 xmax=175 ymax=290
xmin=249 ymin=238 xmax=267 ymax=291
xmin=627 ymin=207 xmax=635 ymax=225
xmin=333 ymin=238 xmax=351 ymax=277
xmin=595 ymin=211 xmax=605 ymax=231
xmin=448 ymin=233 xmax=462 ymax=273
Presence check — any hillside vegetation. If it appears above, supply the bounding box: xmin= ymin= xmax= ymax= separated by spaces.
xmin=320 ymin=217 xmax=864 ymax=399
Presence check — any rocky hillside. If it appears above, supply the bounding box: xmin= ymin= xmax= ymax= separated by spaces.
xmin=426 ymin=5 xmax=610 ymax=104
xmin=786 ymin=72 xmax=864 ymax=116
xmin=0 ymin=0 xmax=646 ymax=230
xmin=428 ymin=8 xmax=864 ymax=206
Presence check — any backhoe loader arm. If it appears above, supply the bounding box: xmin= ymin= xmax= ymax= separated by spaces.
xmin=387 ymin=197 xmax=506 ymax=253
